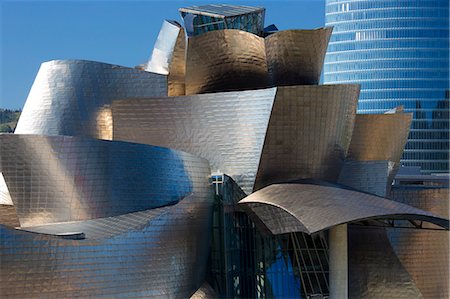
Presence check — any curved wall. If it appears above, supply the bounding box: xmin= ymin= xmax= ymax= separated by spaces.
xmin=0 ymin=192 xmax=213 ymax=298
xmin=254 ymin=84 xmax=359 ymax=189
xmin=185 ymin=29 xmax=268 ymax=95
xmin=324 ymin=0 xmax=449 ymax=173
xmin=15 ymin=60 xmax=167 ymax=139
xmin=388 ymin=186 xmax=449 ymax=299
xmin=265 ymin=28 xmax=332 ymax=86
xmin=0 ymin=134 xmax=209 ymax=227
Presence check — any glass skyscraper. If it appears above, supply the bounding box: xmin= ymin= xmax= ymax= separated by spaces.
xmin=324 ymin=0 xmax=449 ymax=174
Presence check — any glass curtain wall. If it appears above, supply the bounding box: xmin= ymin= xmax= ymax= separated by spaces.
xmin=324 ymin=0 xmax=449 ymax=173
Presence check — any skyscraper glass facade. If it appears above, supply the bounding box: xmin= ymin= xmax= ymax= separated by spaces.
xmin=324 ymin=0 xmax=449 ymax=174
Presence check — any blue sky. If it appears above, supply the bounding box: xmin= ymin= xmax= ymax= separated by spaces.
xmin=1 ymin=0 xmax=325 ymax=109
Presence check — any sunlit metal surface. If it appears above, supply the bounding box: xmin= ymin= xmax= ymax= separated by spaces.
xmin=145 ymin=20 xmax=186 ymax=96
xmin=185 ymin=29 xmax=268 ymax=95
xmin=347 ymin=113 xmax=412 ymax=163
xmin=388 ymin=186 xmax=449 ymax=299
xmin=239 ymin=183 xmax=449 ymax=235
xmin=113 ymin=85 xmax=359 ymax=193
xmin=0 ymin=134 xmax=209 ymax=227
xmin=0 ymin=192 xmax=213 ymax=298
xmin=0 ymin=205 xmax=20 ymax=227
xmin=190 ymin=282 xmax=218 ymax=299
xmin=15 ymin=60 xmax=167 ymax=139
xmin=254 ymin=84 xmax=359 ymax=189
xmin=112 ymin=87 xmax=277 ymax=194
xmin=0 ymin=172 xmax=13 ymax=205
xmin=265 ymin=28 xmax=333 ymax=85
xmin=348 ymin=226 xmax=422 ymax=299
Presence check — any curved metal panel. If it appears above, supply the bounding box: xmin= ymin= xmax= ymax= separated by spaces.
xmin=387 ymin=186 xmax=449 ymax=299
xmin=185 ymin=29 xmax=268 ymax=95
xmin=348 ymin=226 xmax=423 ymax=299
xmin=145 ymin=20 xmax=186 ymax=96
xmin=15 ymin=60 xmax=167 ymax=139
xmin=254 ymin=84 xmax=359 ymax=190
xmin=190 ymin=282 xmax=219 ymax=299
xmin=347 ymin=113 xmax=412 ymax=163
xmin=0 ymin=172 xmax=13 ymax=205
xmin=0 ymin=192 xmax=213 ymax=298
xmin=112 ymin=87 xmax=277 ymax=194
xmin=0 ymin=134 xmax=210 ymax=227
xmin=265 ymin=28 xmax=333 ymax=86
xmin=239 ymin=183 xmax=449 ymax=235
xmin=338 ymin=160 xmax=393 ymax=197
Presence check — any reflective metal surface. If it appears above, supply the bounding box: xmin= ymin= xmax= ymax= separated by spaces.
xmin=185 ymin=29 xmax=268 ymax=95
xmin=239 ymin=183 xmax=449 ymax=235
xmin=1 ymin=192 xmax=213 ymax=298
xmin=0 ymin=134 xmax=208 ymax=227
xmin=0 ymin=172 xmax=13 ymax=205
xmin=112 ymin=87 xmax=277 ymax=194
xmin=348 ymin=226 xmax=422 ymax=299
xmin=145 ymin=20 xmax=186 ymax=96
xmin=190 ymin=282 xmax=218 ymax=299
xmin=254 ymin=84 xmax=359 ymax=189
xmin=265 ymin=28 xmax=333 ymax=86
xmin=388 ymin=186 xmax=449 ymax=299
xmin=347 ymin=113 xmax=412 ymax=163
xmin=15 ymin=60 xmax=167 ymax=139
xmin=338 ymin=160 xmax=393 ymax=197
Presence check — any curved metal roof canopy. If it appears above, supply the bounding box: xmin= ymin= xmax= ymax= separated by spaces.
xmin=239 ymin=183 xmax=449 ymax=235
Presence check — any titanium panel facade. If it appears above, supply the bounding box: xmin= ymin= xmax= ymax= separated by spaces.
xmin=0 ymin=134 xmax=209 ymax=227
xmin=347 ymin=113 xmax=412 ymax=163
xmin=338 ymin=160 xmax=393 ymax=197
xmin=265 ymin=28 xmax=332 ymax=86
xmin=185 ymin=29 xmax=268 ymax=95
xmin=239 ymin=183 xmax=449 ymax=235
xmin=112 ymin=87 xmax=277 ymax=194
xmin=145 ymin=20 xmax=186 ymax=96
xmin=254 ymin=85 xmax=359 ymax=189
xmin=0 ymin=193 xmax=213 ymax=298
xmin=388 ymin=186 xmax=449 ymax=299
xmin=348 ymin=226 xmax=422 ymax=299
xmin=15 ymin=60 xmax=167 ymax=139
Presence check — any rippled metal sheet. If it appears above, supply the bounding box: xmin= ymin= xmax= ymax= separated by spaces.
xmin=185 ymin=29 xmax=268 ymax=95
xmin=239 ymin=183 xmax=449 ymax=235
xmin=347 ymin=113 xmax=412 ymax=163
xmin=145 ymin=20 xmax=186 ymax=96
xmin=0 ymin=134 xmax=209 ymax=227
xmin=388 ymin=186 xmax=449 ymax=299
xmin=348 ymin=226 xmax=422 ymax=299
xmin=112 ymin=87 xmax=277 ymax=194
xmin=0 ymin=192 xmax=213 ymax=298
xmin=265 ymin=28 xmax=332 ymax=86
xmin=15 ymin=60 xmax=167 ymax=139
xmin=254 ymin=84 xmax=359 ymax=189
xmin=0 ymin=205 xmax=20 ymax=227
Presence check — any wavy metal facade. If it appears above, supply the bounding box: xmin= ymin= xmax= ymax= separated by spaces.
xmin=15 ymin=60 xmax=167 ymax=139
xmin=347 ymin=113 xmax=412 ymax=163
xmin=265 ymin=28 xmax=332 ymax=85
xmin=185 ymin=29 xmax=268 ymax=95
xmin=239 ymin=183 xmax=449 ymax=235
xmin=1 ymin=192 xmax=213 ymax=298
xmin=112 ymin=87 xmax=276 ymax=194
xmin=254 ymin=84 xmax=359 ymax=189
xmin=0 ymin=134 xmax=208 ymax=227
xmin=388 ymin=186 xmax=449 ymax=299
xmin=145 ymin=20 xmax=186 ymax=96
